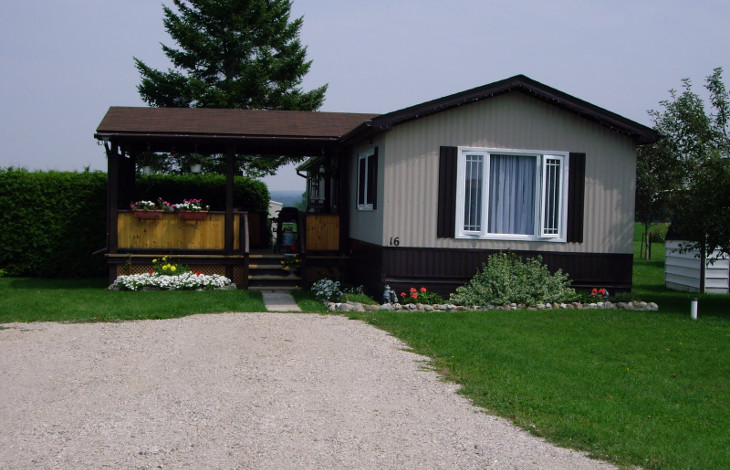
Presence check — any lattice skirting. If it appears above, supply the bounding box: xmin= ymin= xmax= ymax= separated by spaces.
xmin=301 ymin=258 xmax=343 ymax=288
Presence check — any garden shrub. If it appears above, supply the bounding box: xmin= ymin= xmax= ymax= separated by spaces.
xmin=310 ymin=279 xmax=344 ymax=302
xmin=0 ymin=168 xmax=108 ymax=277
xmin=449 ymin=252 xmax=576 ymax=306
xmin=649 ymin=224 xmax=668 ymax=244
xmin=0 ymin=169 xmax=269 ymax=278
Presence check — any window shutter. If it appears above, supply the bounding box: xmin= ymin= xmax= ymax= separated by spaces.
xmin=437 ymin=146 xmax=458 ymax=238
xmin=371 ymin=147 xmax=378 ymax=210
xmin=357 ymin=156 xmax=366 ymax=208
xmin=567 ymin=152 xmax=586 ymax=243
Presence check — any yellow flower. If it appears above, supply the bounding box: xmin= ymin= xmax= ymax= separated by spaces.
xmin=152 ymin=258 xmax=157 ymax=263
xmin=170 ymin=266 xmax=176 ymax=272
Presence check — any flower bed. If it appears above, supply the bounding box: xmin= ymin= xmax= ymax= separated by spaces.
xmin=110 ymin=272 xmax=233 ymax=291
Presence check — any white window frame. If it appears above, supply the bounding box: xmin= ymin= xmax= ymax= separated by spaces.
xmin=357 ymin=148 xmax=376 ymax=211
xmin=455 ymin=147 xmax=569 ymax=241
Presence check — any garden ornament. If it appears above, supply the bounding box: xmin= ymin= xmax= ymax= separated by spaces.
xmin=383 ymin=284 xmax=398 ymax=304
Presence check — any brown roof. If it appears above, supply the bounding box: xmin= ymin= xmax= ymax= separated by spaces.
xmin=96 ymin=106 xmax=378 ymax=139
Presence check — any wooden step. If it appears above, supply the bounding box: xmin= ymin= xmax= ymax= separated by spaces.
xmin=248 ymin=275 xmax=302 ymax=281
xmin=248 ymin=285 xmax=300 ymax=292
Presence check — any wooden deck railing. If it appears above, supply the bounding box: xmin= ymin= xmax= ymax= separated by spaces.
xmin=111 ymin=210 xmax=251 ymax=288
xmin=305 ymin=213 xmax=340 ymax=251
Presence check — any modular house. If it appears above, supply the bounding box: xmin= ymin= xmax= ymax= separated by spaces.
xmin=95 ymin=75 xmax=658 ymax=294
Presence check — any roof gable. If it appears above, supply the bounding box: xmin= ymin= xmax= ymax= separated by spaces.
xmin=360 ymin=75 xmax=658 ymax=145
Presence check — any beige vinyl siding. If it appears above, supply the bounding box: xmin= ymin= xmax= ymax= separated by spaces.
xmin=380 ymin=92 xmax=637 ymax=254
xmin=349 ymin=139 xmax=385 ymax=245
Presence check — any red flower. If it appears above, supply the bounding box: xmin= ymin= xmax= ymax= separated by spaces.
xmin=196 ymin=271 xmax=202 ymax=275
xmin=149 ymin=270 xmax=155 ymax=274
xmin=410 ymin=287 xmax=417 ymax=293
xmin=420 ymin=287 xmax=427 ymax=292
xmin=591 ymin=288 xmax=598 ymax=294
xmin=411 ymin=292 xmax=418 ymax=299
xmin=598 ymin=288 xmax=606 ymax=295
xmin=400 ymin=292 xmax=406 ymax=297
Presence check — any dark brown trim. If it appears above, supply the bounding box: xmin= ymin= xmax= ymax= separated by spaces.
xmin=107 ymin=254 xmax=246 ymax=264
xmin=567 ymin=153 xmax=586 ymax=243
xmin=371 ymin=147 xmax=378 ymax=210
xmin=338 ymin=146 xmax=351 ymax=252
xmin=347 ymin=240 xmax=633 ymax=297
xmin=437 ymin=146 xmax=458 ymax=238
xmin=107 ymin=145 xmax=120 ymax=254
xmin=225 ymin=148 xmax=235 ymax=255
xmin=345 ymin=239 xmax=385 ymax=295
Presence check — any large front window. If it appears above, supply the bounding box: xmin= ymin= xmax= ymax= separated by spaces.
xmin=455 ymin=147 xmax=568 ymax=241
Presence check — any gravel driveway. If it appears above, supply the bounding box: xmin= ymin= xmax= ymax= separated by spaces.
xmin=0 ymin=313 xmax=615 ymax=469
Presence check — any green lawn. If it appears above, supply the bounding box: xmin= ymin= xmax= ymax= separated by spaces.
xmin=347 ymin=225 xmax=730 ymax=469
xmin=0 ymin=277 xmax=266 ymax=323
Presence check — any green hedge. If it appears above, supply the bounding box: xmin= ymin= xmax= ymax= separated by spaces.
xmin=0 ymin=168 xmax=108 ymax=277
xmin=132 ymin=174 xmax=269 ymax=212
xmin=0 ymin=169 xmax=269 ymax=278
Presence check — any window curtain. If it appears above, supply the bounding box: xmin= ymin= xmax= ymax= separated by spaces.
xmin=488 ymin=154 xmax=535 ymax=234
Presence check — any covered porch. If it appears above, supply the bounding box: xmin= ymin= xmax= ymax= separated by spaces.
xmin=95 ymin=107 xmax=377 ymax=289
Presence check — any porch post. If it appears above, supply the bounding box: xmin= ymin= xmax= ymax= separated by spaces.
xmin=225 ymin=147 xmax=235 ymax=255
xmin=107 ymin=144 xmax=119 ymax=255
xmin=225 ymin=147 xmax=235 ymax=280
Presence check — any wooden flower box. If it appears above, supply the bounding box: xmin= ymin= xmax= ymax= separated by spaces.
xmin=133 ymin=210 xmax=163 ymax=220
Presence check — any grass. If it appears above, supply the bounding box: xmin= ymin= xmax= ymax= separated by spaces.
xmin=345 ymin=224 xmax=730 ymax=469
xmin=0 ymin=277 xmax=266 ymax=323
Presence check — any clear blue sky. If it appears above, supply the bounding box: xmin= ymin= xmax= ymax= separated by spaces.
xmin=1 ymin=1 xmax=727 ymax=190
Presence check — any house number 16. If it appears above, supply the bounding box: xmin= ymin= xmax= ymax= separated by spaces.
xmin=389 ymin=237 xmax=400 ymax=247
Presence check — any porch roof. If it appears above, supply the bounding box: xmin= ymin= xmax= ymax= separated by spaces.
xmin=95 ymin=107 xmax=378 ymax=156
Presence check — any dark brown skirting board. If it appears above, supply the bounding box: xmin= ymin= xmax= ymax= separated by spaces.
xmin=347 ymin=239 xmax=632 ymax=297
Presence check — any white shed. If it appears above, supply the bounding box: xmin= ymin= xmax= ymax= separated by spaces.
xmin=665 ymin=240 xmax=730 ymax=294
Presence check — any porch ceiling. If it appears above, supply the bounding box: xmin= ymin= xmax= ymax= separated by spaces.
xmin=95 ymin=107 xmax=379 ymax=156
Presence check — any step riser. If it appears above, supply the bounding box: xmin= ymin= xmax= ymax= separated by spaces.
xmin=248 ymin=280 xmax=300 ymax=288
xmin=250 ymin=268 xmax=288 ymax=276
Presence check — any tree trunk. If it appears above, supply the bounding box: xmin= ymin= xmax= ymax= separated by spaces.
xmin=643 ymin=219 xmax=652 ymax=259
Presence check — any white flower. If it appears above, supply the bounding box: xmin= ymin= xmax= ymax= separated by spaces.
xmin=112 ymin=272 xmax=231 ymax=291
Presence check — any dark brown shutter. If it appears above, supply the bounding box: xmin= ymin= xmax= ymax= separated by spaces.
xmin=437 ymin=146 xmax=458 ymax=238
xmin=567 ymin=152 xmax=586 ymax=243
xmin=371 ymin=147 xmax=378 ymax=210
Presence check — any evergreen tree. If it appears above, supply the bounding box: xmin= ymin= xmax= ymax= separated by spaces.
xmin=133 ymin=0 xmax=327 ymax=176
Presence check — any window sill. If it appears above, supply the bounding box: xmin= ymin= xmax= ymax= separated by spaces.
xmin=456 ymin=234 xmax=566 ymax=243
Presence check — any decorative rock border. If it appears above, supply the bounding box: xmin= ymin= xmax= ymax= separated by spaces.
xmin=326 ymin=300 xmax=659 ymax=313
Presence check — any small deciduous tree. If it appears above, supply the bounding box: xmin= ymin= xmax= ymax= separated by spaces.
xmin=638 ymin=68 xmax=730 ymax=270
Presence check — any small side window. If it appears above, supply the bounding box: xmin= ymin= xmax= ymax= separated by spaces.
xmin=357 ymin=148 xmax=377 ymax=210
